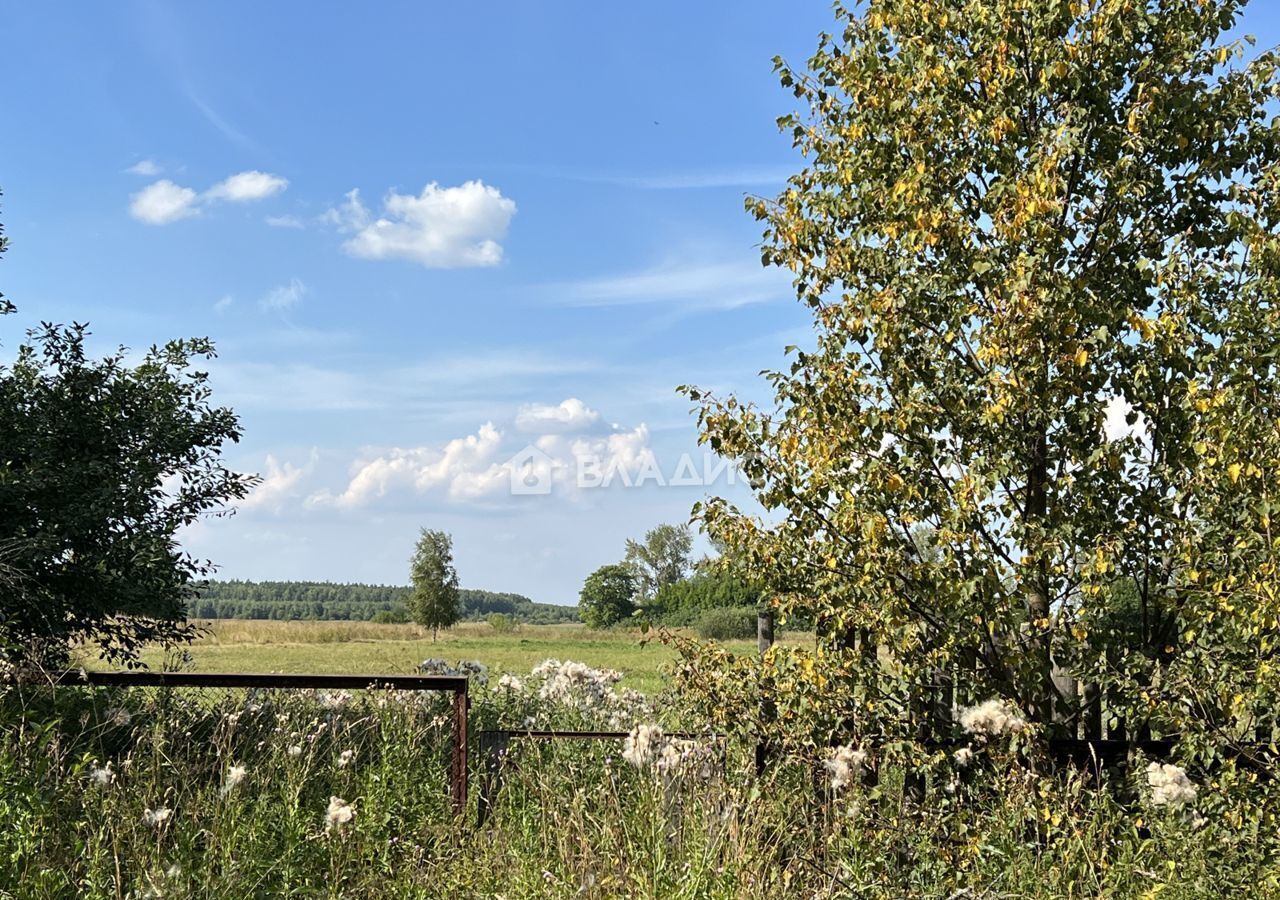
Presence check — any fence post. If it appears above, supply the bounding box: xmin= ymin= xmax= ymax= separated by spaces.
xmin=451 ymin=687 xmax=469 ymax=817
xmin=755 ymin=609 xmax=775 ymax=776
xmin=758 ymin=608 xmax=774 ymax=656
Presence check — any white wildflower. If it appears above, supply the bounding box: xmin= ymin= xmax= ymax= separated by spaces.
xmin=495 ymin=673 xmax=525 ymax=694
xmin=824 ymin=745 xmax=868 ymax=792
xmin=337 ymin=749 xmax=356 ymax=768
xmin=88 ymin=761 xmax=114 ymax=787
xmin=655 ymin=738 xmax=716 ymax=780
xmin=1146 ymin=762 xmax=1197 ymax=809
xmin=318 ymin=691 xmax=350 ymax=710
xmin=287 ymin=745 xmax=303 ymax=758
xmin=622 ymin=724 xmax=667 ymax=769
xmin=223 ymin=763 xmax=248 ymax=793
xmin=165 ymin=864 xmax=182 ymax=879
xmin=325 ymin=795 xmax=355 ymax=832
xmin=958 ymin=699 xmax=1028 ymax=737
xmin=142 ymin=807 xmax=172 ymax=828
xmin=953 ymin=747 xmax=975 ymax=767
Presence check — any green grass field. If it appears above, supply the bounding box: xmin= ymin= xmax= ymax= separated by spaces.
xmin=115 ymin=620 xmax=809 ymax=694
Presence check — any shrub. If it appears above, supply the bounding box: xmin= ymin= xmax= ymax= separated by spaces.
xmin=486 ymin=613 xmax=518 ymax=634
xmin=696 ymin=607 xmax=759 ymax=641
xmin=370 ymin=607 xmax=410 ymax=624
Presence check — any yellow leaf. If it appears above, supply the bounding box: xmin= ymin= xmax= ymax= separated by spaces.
xmin=1229 ymin=462 xmax=1242 ymax=483
xmin=1074 ymin=347 xmax=1089 ymax=367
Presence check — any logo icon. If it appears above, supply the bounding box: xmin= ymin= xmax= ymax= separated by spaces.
xmin=506 ymin=444 xmax=556 ymax=495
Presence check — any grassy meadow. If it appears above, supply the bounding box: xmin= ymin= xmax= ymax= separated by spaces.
xmin=5 ymin=639 xmax=1271 ymax=898
xmin=109 ymin=620 xmax=808 ymax=696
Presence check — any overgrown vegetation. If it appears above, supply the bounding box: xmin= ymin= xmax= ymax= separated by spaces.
xmin=2 ymin=660 xmax=1278 ymax=897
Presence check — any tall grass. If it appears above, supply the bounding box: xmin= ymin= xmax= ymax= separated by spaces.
xmin=1 ymin=662 xmax=1277 ymax=898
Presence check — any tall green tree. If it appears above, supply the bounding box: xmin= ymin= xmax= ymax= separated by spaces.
xmin=0 ymin=195 xmax=257 ymax=665
xmin=623 ymin=523 xmax=693 ymax=600
xmin=408 ymin=529 xmax=460 ymax=641
xmin=578 ymin=564 xmax=637 ymax=629
xmin=684 ymin=0 xmax=1280 ymax=753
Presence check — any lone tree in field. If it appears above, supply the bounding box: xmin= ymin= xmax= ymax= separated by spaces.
xmin=408 ymin=529 xmax=460 ymax=641
xmin=578 ymin=564 xmax=637 ymax=629
xmin=684 ymin=0 xmax=1280 ymax=753
xmin=0 ymin=192 xmax=257 ymax=666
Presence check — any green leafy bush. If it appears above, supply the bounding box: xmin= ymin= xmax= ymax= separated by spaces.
xmin=486 ymin=613 xmax=518 ymax=633
xmin=696 ymin=607 xmax=759 ymax=641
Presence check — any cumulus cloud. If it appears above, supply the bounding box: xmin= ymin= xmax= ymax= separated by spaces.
xmin=328 ymin=181 xmax=516 ymax=268
xmin=309 ymin=408 xmax=657 ymax=509
xmin=260 ymin=278 xmax=307 ymax=312
xmin=240 ymin=452 xmax=317 ymax=512
xmin=205 ymin=170 xmax=289 ymax=202
xmin=129 ymin=180 xmax=200 ymax=224
xmin=128 ymin=170 xmax=289 ymax=225
xmin=314 ymin=423 xmax=508 ymax=508
xmin=515 ymin=398 xmax=601 ymax=433
xmin=127 ymin=159 xmax=162 ymax=176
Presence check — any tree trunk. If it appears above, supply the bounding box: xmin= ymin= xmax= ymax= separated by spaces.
xmin=1025 ymin=427 xmax=1060 ymax=726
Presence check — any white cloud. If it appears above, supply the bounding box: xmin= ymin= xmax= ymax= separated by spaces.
xmin=308 ymin=412 xmax=657 ymax=510
xmin=214 ymin=294 xmax=235 ymax=314
xmin=129 ymin=180 xmax=200 ymax=225
xmin=260 ymin=278 xmax=307 ymax=312
xmin=315 ymin=423 xmax=509 ymax=508
xmin=265 ymin=214 xmax=305 ymax=229
xmin=128 ymin=170 xmax=288 ymax=225
xmin=515 ymin=398 xmax=601 ymax=433
xmin=206 ymin=170 xmax=289 ymax=202
xmin=240 ymin=452 xmax=316 ymax=512
xmin=127 ymin=159 xmax=162 ymax=176
xmin=329 ymin=181 xmax=516 ymax=268
xmin=558 ymin=257 xmax=788 ymax=310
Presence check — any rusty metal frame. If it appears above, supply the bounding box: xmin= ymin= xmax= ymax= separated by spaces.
xmin=16 ymin=670 xmax=472 ymax=815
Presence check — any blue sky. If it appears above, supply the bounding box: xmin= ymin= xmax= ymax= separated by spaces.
xmin=3 ymin=2 xmax=1279 ymax=605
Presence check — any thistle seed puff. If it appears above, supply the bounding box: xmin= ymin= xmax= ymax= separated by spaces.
xmin=1146 ymin=762 xmax=1198 ymax=808
xmin=824 ymin=745 xmax=868 ymax=792
xmin=958 ymin=699 xmax=1028 ymax=737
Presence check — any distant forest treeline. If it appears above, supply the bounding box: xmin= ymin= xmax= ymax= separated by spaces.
xmin=191 ymin=580 xmax=579 ymax=624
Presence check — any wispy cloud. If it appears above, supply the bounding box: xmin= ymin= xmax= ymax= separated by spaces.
xmin=206 ymin=348 xmax=605 ymax=417
xmin=185 ymin=89 xmax=260 ymax=152
xmin=126 ymin=159 xmax=162 ymax=176
xmin=265 ymin=214 xmax=305 ymax=229
xmin=554 ymin=257 xmax=789 ymax=310
xmin=520 ymin=164 xmax=793 ymax=190
xmin=260 ymin=278 xmax=307 ymax=312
